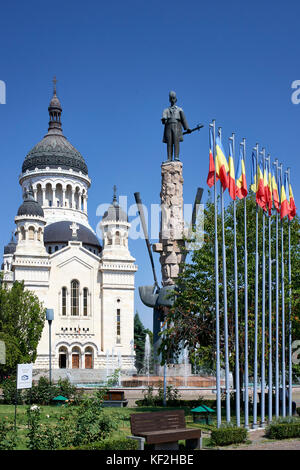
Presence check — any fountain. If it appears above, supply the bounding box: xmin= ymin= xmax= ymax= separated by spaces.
xmin=143 ymin=333 xmax=151 ymax=385
xmin=117 ymin=350 xmax=122 ymax=386
xmin=183 ymin=347 xmax=189 ymax=387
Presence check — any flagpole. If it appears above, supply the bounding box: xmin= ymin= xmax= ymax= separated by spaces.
xmin=253 ymin=143 xmax=259 ymax=429
xmin=267 ymin=154 xmax=273 ymax=422
xmin=260 ymin=147 xmax=266 ymax=426
xmin=219 ymin=126 xmax=231 ymax=423
xmin=279 ymin=163 xmax=286 ymax=417
xmin=242 ymin=138 xmax=249 ymax=429
xmin=231 ymin=133 xmax=240 ymax=427
xmin=287 ymin=167 xmax=292 ymax=417
xmin=274 ymin=159 xmax=280 ymax=418
xmin=212 ymin=120 xmax=221 ymax=428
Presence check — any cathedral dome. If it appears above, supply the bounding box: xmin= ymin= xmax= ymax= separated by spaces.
xmin=17 ymin=187 xmax=44 ymax=218
xmin=44 ymin=221 xmax=101 ymax=250
xmin=4 ymin=235 xmax=17 ymax=255
xmin=21 ymin=78 xmax=88 ymax=175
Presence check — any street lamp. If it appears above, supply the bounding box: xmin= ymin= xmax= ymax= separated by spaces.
xmin=46 ymin=309 xmax=54 ymax=384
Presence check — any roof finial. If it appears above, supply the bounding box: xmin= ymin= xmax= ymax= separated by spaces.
xmin=113 ymin=185 xmax=117 ymax=204
xmin=53 ymin=76 xmax=57 ymax=95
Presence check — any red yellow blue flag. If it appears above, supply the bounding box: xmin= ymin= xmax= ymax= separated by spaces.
xmin=288 ymin=181 xmax=296 ymax=220
xmin=228 ymin=140 xmax=236 ymax=200
xmin=207 ymin=127 xmax=218 ymax=188
xmin=280 ymin=172 xmax=289 ymax=219
xmin=215 ymin=134 xmax=229 ymax=190
xmin=272 ymin=167 xmax=280 ymax=213
xmin=236 ymin=146 xmax=248 ymax=199
xmin=256 ymin=156 xmax=266 ymax=209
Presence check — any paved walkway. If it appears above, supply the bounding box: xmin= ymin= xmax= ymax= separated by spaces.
xmin=223 ymin=429 xmax=300 ymax=450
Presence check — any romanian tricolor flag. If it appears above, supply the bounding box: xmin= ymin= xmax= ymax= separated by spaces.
xmin=256 ymin=156 xmax=266 ymax=210
xmin=268 ymin=164 xmax=273 ymax=215
xmin=215 ymin=134 xmax=229 ymax=190
xmin=272 ymin=167 xmax=280 ymax=213
xmin=280 ymin=172 xmax=290 ymax=219
xmin=267 ymin=164 xmax=273 ymax=216
xmin=251 ymin=151 xmax=257 ymax=193
xmin=228 ymin=140 xmax=236 ymax=200
xmin=207 ymin=127 xmax=218 ymax=188
xmin=263 ymin=161 xmax=269 ymax=212
xmin=288 ymin=180 xmax=297 ymax=220
xmin=236 ymin=146 xmax=248 ymax=199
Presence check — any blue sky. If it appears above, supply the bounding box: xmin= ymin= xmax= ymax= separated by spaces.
xmin=0 ymin=0 xmax=299 ymax=330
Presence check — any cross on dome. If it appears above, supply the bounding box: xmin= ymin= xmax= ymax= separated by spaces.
xmin=70 ymin=222 xmax=79 ymax=238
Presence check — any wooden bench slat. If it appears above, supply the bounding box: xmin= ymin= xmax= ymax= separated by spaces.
xmin=137 ymin=428 xmax=202 ymax=445
xmin=131 ymin=410 xmax=186 ymax=435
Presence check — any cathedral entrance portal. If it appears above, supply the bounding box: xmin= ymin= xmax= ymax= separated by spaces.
xmin=72 ymin=354 xmax=80 ymax=369
xmin=59 ymin=353 xmax=67 ymax=369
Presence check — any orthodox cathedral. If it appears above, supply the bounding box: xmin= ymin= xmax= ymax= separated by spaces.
xmin=1 ymin=82 xmax=137 ymax=377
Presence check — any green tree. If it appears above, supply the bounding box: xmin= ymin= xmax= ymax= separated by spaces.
xmin=0 ymin=281 xmax=45 ymax=379
xmin=160 ymin=192 xmax=300 ymax=387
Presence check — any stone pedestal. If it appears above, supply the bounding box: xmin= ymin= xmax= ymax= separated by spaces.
xmin=153 ymin=161 xmax=187 ymax=286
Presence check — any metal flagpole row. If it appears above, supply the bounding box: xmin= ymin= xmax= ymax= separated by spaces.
xmin=209 ymin=127 xmax=295 ymax=428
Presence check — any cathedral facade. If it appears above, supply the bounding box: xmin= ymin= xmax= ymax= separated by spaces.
xmin=1 ymin=84 xmax=137 ymax=376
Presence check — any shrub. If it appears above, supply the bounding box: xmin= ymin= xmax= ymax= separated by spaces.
xmin=68 ymin=438 xmax=139 ymax=450
xmin=210 ymin=425 xmax=248 ymax=446
xmin=0 ymin=419 xmax=17 ymax=450
xmin=2 ymin=376 xmax=23 ymax=404
xmin=138 ymin=384 xmax=182 ymax=407
xmin=265 ymin=418 xmax=300 ymax=440
xmin=297 ymin=407 xmax=300 ymax=417
xmin=25 ymin=377 xmax=57 ymax=405
xmin=72 ymin=394 xmax=116 ymax=446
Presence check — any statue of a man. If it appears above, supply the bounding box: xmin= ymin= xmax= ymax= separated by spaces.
xmin=162 ymin=91 xmax=191 ymax=161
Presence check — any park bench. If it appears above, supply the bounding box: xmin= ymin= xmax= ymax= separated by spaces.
xmin=127 ymin=409 xmax=202 ymax=450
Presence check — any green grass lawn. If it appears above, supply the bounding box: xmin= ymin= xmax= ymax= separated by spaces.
xmin=1 ymin=403 xmax=296 ymax=450
xmin=0 ymin=404 xmax=213 ymax=450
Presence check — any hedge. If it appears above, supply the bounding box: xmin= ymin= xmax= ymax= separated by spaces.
xmin=210 ymin=426 xmax=248 ymax=446
xmin=67 ymin=438 xmax=139 ymax=450
xmin=266 ymin=421 xmax=300 ymax=440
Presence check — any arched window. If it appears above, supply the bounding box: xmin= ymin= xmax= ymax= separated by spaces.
xmin=115 ymin=231 xmax=120 ymax=245
xmin=62 ymin=287 xmax=67 ymax=316
xmin=83 ymin=288 xmax=88 ymax=316
xmin=116 ymin=308 xmax=121 ymax=344
xmin=48 ymin=246 xmax=52 ymax=254
xmin=59 ymin=346 xmax=68 ymax=369
xmin=28 ymin=226 xmax=35 ymax=240
xmin=84 ymin=347 xmax=93 ymax=369
xmin=71 ymin=280 xmax=79 ymax=316
xmin=20 ymin=227 xmax=25 ymax=241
